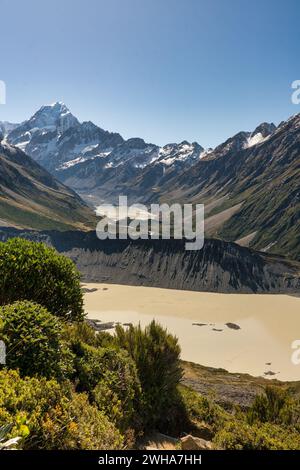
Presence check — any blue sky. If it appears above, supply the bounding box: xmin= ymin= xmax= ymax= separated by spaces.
xmin=0 ymin=0 xmax=299 ymax=147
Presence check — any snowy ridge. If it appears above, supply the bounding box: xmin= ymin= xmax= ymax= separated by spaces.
xmin=1 ymin=103 xmax=278 ymax=179
xmin=156 ymin=141 xmax=204 ymax=166
xmin=244 ymin=132 xmax=270 ymax=148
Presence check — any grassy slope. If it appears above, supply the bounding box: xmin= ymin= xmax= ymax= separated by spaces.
xmin=182 ymin=361 xmax=300 ymax=410
xmin=0 ymin=143 xmax=97 ymax=231
xmin=152 ymin=115 xmax=300 ymax=260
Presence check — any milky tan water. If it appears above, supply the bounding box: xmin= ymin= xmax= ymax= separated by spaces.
xmin=83 ymin=283 xmax=300 ymax=381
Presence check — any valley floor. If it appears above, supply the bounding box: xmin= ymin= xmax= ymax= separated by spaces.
xmin=83 ymin=283 xmax=300 ymax=381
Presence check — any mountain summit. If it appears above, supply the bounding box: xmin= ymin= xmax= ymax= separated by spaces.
xmin=5 ymin=103 xmax=159 ymax=172
xmin=29 ymin=101 xmax=78 ymax=128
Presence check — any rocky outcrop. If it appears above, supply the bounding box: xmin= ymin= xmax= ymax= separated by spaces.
xmin=181 ymin=435 xmax=213 ymax=450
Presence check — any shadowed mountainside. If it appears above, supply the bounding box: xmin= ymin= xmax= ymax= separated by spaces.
xmin=0 ymin=228 xmax=299 ymax=294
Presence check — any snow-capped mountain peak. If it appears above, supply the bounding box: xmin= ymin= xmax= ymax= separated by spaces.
xmin=244 ymin=122 xmax=276 ymax=149
xmin=4 ymin=102 xmax=80 ymax=167
xmin=27 ymin=101 xmax=79 ymax=132
xmin=157 ymin=141 xmax=204 ymax=166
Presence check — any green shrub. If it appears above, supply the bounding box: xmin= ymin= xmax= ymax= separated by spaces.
xmin=63 ymin=321 xmax=99 ymax=348
xmin=247 ymin=386 xmax=297 ymax=426
xmin=179 ymin=385 xmax=228 ymax=431
xmin=73 ymin=343 xmax=108 ymax=391
xmin=115 ymin=321 xmax=183 ymax=430
xmin=214 ymin=419 xmax=300 ymax=450
xmin=92 ymin=354 xmax=142 ymax=432
xmin=0 ymin=369 xmax=123 ymax=450
xmin=0 ymin=301 xmax=74 ymax=379
xmin=63 ymin=321 xmax=115 ymax=349
xmin=41 ymin=391 xmax=123 ymax=450
xmin=73 ymin=342 xmax=141 ymax=430
xmin=93 ymin=379 xmax=125 ymax=431
xmin=0 ymin=238 xmax=83 ymax=320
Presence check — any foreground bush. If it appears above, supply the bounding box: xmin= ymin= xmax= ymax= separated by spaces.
xmin=247 ymin=386 xmax=300 ymax=428
xmin=73 ymin=342 xmax=142 ymax=431
xmin=0 ymin=238 xmax=83 ymax=321
xmin=0 ymin=369 xmax=123 ymax=450
xmin=42 ymin=392 xmax=123 ymax=450
xmin=0 ymin=301 xmax=74 ymax=379
xmin=63 ymin=321 xmax=115 ymax=349
xmin=213 ymin=419 xmax=300 ymax=450
xmin=179 ymin=384 xmax=300 ymax=450
xmin=115 ymin=321 xmax=183 ymax=430
xmin=179 ymin=385 xmax=227 ymax=432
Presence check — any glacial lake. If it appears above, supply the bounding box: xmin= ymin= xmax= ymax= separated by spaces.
xmin=83 ymin=283 xmax=300 ymax=381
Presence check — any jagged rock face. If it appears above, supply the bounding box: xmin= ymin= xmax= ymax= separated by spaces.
xmin=6 ymin=103 xmax=125 ymax=171
xmin=156 ymin=141 xmax=204 ymax=166
xmin=4 ymin=102 xmax=160 ymax=173
xmin=0 ymin=228 xmax=299 ymax=294
xmin=2 ymin=103 xmax=205 ymax=202
xmin=252 ymin=122 xmax=276 ymax=138
xmin=103 ymin=138 xmax=159 ymax=168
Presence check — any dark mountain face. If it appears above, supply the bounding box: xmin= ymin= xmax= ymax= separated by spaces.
xmin=0 ymin=142 xmax=96 ymax=230
xmin=153 ymin=115 xmax=299 ymax=259
xmin=200 ymin=122 xmax=276 ymax=162
xmin=0 ymin=227 xmax=299 ymax=294
xmin=252 ymin=122 xmax=276 ymax=138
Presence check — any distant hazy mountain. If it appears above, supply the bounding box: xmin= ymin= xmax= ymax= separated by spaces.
xmin=0 ymin=139 xmax=96 ymax=230
xmin=57 ymin=118 xmax=277 ymax=210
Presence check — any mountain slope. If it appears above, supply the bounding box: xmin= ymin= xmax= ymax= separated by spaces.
xmin=0 ymin=228 xmax=299 ymax=294
xmin=57 ymin=140 xmax=204 ymax=205
xmin=57 ymin=122 xmax=277 ymax=208
xmin=0 ymin=140 xmax=96 ymax=230
xmin=0 ymin=121 xmax=19 ymax=136
xmin=3 ymin=103 xmax=299 ymax=259
xmin=155 ymin=115 xmax=300 ymax=259
xmin=4 ymin=103 xmax=205 ymax=205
